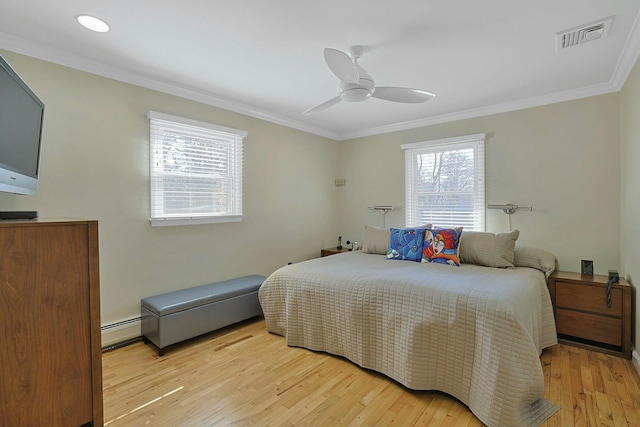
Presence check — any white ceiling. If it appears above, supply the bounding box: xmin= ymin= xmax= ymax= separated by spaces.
xmin=1 ymin=1 xmax=640 ymax=140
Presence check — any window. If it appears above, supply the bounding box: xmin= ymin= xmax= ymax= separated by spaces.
xmin=148 ymin=111 xmax=247 ymax=227
xmin=402 ymin=133 xmax=485 ymax=231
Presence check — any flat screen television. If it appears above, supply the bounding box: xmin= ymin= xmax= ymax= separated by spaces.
xmin=0 ymin=54 xmax=45 ymax=196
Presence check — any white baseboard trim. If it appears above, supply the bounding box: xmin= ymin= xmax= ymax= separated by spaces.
xmin=633 ymin=347 xmax=640 ymax=377
xmin=101 ymin=317 xmax=142 ymax=348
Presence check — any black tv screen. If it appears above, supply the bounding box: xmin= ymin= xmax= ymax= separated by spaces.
xmin=0 ymin=54 xmax=45 ymax=195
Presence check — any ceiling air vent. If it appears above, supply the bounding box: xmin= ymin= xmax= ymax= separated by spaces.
xmin=556 ymin=16 xmax=615 ymax=50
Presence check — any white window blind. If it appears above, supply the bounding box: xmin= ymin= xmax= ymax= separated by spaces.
xmin=402 ymin=133 xmax=485 ymax=231
xmin=148 ymin=111 xmax=247 ymax=227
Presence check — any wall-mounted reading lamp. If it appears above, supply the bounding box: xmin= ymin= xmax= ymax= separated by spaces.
xmin=368 ymin=206 xmax=394 ymax=228
xmin=487 ymin=204 xmax=532 ymax=214
xmin=487 ymin=204 xmax=532 ymax=231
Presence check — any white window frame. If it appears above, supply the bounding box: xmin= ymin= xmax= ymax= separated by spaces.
xmin=148 ymin=111 xmax=247 ymax=227
xmin=402 ymin=133 xmax=485 ymax=231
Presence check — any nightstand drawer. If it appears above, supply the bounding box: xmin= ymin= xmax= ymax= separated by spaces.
xmin=321 ymin=247 xmax=350 ymax=257
xmin=555 ymin=281 xmax=622 ymax=316
xmin=556 ymin=308 xmax=622 ymax=346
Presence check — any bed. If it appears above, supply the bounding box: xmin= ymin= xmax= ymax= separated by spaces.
xmin=258 ymin=228 xmax=559 ymax=427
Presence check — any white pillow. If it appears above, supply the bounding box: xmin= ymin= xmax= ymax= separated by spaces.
xmin=459 ymin=230 xmax=520 ymax=268
xmin=361 ymin=225 xmax=391 ymax=254
xmin=513 ymin=246 xmax=557 ymax=278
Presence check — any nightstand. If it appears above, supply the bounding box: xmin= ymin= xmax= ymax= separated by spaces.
xmin=547 ymin=271 xmax=632 ymax=359
xmin=320 ymin=247 xmax=351 ymax=257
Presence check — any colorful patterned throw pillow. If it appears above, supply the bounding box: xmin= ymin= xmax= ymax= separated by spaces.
xmin=386 ymin=228 xmax=426 ymax=262
xmin=422 ymin=227 xmax=463 ymax=266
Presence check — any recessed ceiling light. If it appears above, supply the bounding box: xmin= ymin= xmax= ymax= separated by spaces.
xmin=76 ymin=14 xmax=110 ymax=33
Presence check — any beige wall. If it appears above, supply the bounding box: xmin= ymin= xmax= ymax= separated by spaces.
xmin=1 ymin=49 xmax=635 ymax=352
xmin=620 ymin=55 xmax=640 ymax=351
xmin=0 ymin=51 xmax=340 ymax=324
xmin=337 ymin=94 xmax=621 ymax=276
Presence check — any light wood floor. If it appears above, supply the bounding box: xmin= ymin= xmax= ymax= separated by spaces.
xmin=102 ymin=318 xmax=640 ymax=426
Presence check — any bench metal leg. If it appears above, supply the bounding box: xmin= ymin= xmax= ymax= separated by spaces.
xmin=143 ymin=335 xmax=165 ymax=356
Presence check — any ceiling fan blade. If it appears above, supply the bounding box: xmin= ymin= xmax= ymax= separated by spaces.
xmin=301 ymin=96 xmax=342 ymax=115
xmin=372 ymin=87 xmax=435 ymax=103
xmin=324 ymin=48 xmax=359 ymax=84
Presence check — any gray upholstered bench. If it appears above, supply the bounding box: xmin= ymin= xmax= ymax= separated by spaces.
xmin=141 ymin=274 xmax=265 ymax=355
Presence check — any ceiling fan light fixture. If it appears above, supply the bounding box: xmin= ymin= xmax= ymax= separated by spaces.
xmin=302 ymin=45 xmax=435 ymax=114
xmin=340 ymin=87 xmax=371 ymax=102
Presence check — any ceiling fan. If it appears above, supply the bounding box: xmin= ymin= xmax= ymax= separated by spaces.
xmin=302 ymin=45 xmax=435 ymax=115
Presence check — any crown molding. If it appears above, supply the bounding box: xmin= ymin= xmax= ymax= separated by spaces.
xmin=0 ymin=32 xmax=339 ymax=141
xmin=337 ymin=82 xmax=619 ymax=141
xmin=339 ymin=9 xmax=636 ymax=140
xmin=1 ymin=26 xmax=636 ymax=143
xmin=611 ymin=8 xmax=640 ymax=89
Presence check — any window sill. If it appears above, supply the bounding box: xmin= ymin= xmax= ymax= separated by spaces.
xmin=150 ymin=215 xmax=243 ymax=227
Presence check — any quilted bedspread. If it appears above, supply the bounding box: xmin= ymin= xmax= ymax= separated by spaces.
xmin=258 ymin=251 xmax=559 ymax=427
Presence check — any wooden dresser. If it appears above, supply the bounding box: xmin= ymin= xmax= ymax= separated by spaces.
xmin=547 ymin=271 xmax=632 ymax=359
xmin=0 ymin=219 xmax=103 ymax=426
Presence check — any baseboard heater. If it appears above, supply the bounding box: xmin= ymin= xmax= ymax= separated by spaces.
xmin=101 ymin=317 xmax=142 ymax=351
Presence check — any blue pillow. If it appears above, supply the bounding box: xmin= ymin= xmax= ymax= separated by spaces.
xmin=386 ymin=228 xmax=426 ymax=262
